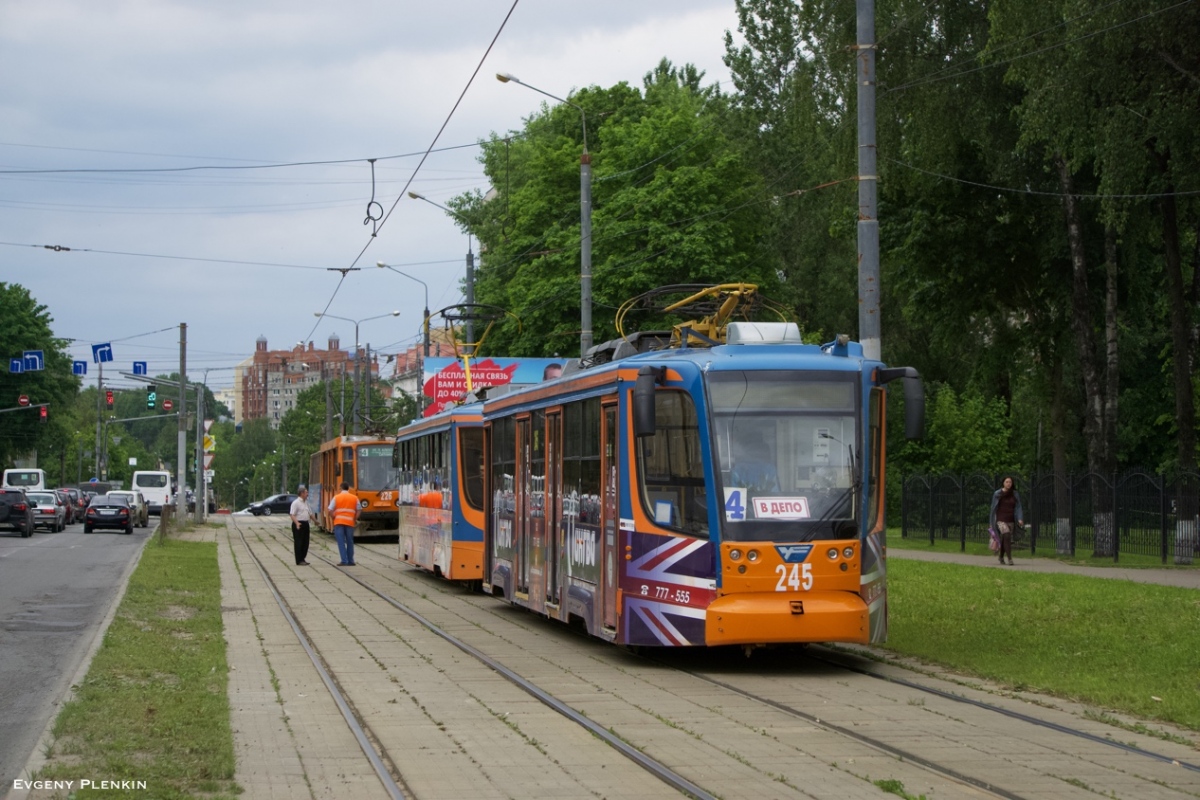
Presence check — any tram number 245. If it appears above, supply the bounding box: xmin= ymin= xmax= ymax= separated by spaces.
xmin=777 ymin=563 xmax=813 ymax=592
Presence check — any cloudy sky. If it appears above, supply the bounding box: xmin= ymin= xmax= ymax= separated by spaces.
xmin=1 ymin=0 xmax=741 ymax=393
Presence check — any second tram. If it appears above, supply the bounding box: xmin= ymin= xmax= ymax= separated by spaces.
xmin=307 ymin=435 xmax=400 ymax=531
xmin=392 ymin=404 xmax=486 ymax=581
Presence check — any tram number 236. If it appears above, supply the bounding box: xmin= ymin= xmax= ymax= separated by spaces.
xmin=776 ymin=563 xmax=813 ymax=592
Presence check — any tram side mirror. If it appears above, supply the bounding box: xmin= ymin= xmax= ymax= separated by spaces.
xmin=633 ymin=366 xmax=659 ymax=438
xmin=392 ymin=442 xmax=400 ymax=469
xmin=878 ymin=366 xmax=925 ymax=440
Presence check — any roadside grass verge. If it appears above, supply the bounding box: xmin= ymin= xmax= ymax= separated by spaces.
xmin=887 ymin=528 xmax=1192 ymax=570
xmin=883 ymin=558 xmax=1200 ymax=731
xmin=35 ymin=536 xmax=239 ymax=799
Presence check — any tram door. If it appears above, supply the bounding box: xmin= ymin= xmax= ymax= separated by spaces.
xmin=546 ymin=410 xmax=562 ymax=606
xmin=516 ymin=416 xmax=531 ymax=596
xmin=601 ymin=403 xmax=618 ymax=630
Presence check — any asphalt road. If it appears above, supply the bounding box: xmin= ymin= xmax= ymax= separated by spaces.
xmin=0 ymin=519 xmax=151 ymax=793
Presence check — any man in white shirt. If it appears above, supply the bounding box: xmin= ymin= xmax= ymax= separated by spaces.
xmin=289 ymin=486 xmax=311 ymax=565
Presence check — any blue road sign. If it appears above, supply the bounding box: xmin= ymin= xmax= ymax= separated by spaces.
xmin=133 ymin=361 xmax=148 ymax=375
xmin=92 ymin=343 xmax=113 ymax=364
xmin=8 ymin=358 xmax=23 ymax=374
xmin=73 ymin=361 xmax=88 ymax=376
xmin=22 ymin=350 xmax=44 ymax=371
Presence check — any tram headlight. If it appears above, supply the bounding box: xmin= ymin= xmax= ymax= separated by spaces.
xmin=729 ymin=549 xmax=742 ymax=561
xmin=843 ymin=546 xmax=855 ymax=559
xmin=747 ymin=549 xmax=760 ymax=562
xmin=827 ymin=547 xmax=839 ymax=560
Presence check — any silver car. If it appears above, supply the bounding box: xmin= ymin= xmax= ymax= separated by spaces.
xmin=25 ymin=491 xmax=66 ymax=532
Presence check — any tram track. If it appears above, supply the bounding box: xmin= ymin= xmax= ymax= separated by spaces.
xmin=235 ymin=522 xmax=1002 ymax=798
xmin=231 ymin=520 xmax=1200 ymax=799
xmin=805 ymin=648 xmax=1200 ymax=774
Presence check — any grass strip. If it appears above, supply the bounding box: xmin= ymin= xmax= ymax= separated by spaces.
xmin=887 ymin=527 xmax=1193 ymax=570
xmin=36 ymin=537 xmax=240 ymax=799
xmin=884 ymin=558 xmax=1200 ymax=730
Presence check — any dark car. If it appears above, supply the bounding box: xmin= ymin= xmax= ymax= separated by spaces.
xmin=0 ymin=489 xmax=34 ymax=537
xmin=84 ymin=494 xmax=134 ymax=534
xmin=248 ymin=493 xmax=298 ymax=516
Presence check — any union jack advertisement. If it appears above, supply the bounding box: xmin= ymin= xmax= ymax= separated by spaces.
xmin=621 ymin=529 xmax=716 ymax=646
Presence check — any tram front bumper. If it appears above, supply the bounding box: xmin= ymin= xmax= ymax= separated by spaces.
xmin=705 ymin=591 xmax=869 ymax=646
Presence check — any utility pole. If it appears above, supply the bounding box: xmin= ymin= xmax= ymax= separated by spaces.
xmin=364 ymin=344 xmax=372 ymax=431
xmin=94 ymin=362 xmax=103 ymax=479
xmin=325 ymin=368 xmax=333 ymax=441
xmin=856 ymin=0 xmax=881 ymax=361
xmin=194 ymin=381 xmax=204 ymax=522
xmin=176 ymin=323 xmax=188 ymax=513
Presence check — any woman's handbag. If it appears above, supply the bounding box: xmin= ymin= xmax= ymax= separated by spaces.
xmin=988 ymin=528 xmax=1000 ymax=552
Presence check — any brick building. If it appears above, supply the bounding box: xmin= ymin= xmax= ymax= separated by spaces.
xmin=234 ymin=335 xmax=386 ymax=429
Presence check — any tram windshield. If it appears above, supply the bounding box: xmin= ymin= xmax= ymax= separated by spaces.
xmin=709 ymin=371 xmax=860 ymax=542
xmin=356 ymin=445 xmax=398 ymax=492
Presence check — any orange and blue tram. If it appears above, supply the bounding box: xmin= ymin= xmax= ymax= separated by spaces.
xmin=307 ymin=435 xmax=400 ymax=532
xmin=391 ymin=404 xmax=486 ymax=581
xmin=478 ymin=322 xmax=923 ymax=648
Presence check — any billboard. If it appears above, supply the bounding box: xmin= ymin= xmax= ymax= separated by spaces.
xmin=422 ymin=357 xmax=564 ymax=417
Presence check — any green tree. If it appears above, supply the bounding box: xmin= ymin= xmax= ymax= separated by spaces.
xmin=0 ymin=283 xmax=79 ymax=469
xmin=453 ymin=60 xmax=776 ymax=357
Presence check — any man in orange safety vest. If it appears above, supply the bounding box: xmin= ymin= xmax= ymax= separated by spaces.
xmin=328 ymin=481 xmax=358 ymax=566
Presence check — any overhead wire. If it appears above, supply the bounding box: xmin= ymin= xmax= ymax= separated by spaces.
xmin=300 ymin=0 xmax=522 ymax=349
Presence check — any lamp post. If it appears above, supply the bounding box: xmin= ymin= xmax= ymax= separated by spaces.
xmin=313 ymin=310 xmax=399 ymax=435
xmin=497 ymin=72 xmax=592 ymax=356
xmin=375 ymin=262 xmax=430 ymax=359
xmin=404 ymin=192 xmax=475 ymax=346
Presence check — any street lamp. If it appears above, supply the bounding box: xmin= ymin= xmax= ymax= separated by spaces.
xmin=313 ymin=310 xmax=399 ymax=435
xmin=497 ymin=72 xmax=592 ymax=356
xmin=375 ymin=262 xmax=430 ymax=359
xmin=405 ymin=192 xmax=475 ymax=346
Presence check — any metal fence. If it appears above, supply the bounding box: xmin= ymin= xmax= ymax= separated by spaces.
xmin=900 ymin=469 xmax=1200 ymax=564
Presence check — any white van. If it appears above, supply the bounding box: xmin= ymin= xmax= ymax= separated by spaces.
xmin=2 ymin=468 xmax=46 ymax=492
xmin=131 ymin=470 xmax=173 ymax=515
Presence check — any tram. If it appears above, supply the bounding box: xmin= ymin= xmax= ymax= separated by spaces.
xmin=392 ymin=403 xmax=486 ymax=582
xmin=479 ymin=287 xmax=923 ymax=648
xmin=394 ymin=285 xmax=924 ymax=648
xmin=307 ymin=435 xmax=400 ymax=532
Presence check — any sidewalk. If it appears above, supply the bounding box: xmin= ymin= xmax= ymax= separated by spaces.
xmin=887 ymin=546 xmax=1200 ymax=590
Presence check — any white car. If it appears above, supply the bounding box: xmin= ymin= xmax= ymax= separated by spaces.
xmin=25 ymin=491 xmax=66 ymax=532
xmin=107 ymin=491 xmax=150 ymax=528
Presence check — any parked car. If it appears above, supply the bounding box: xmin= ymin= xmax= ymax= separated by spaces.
xmin=0 ymin=489 xmax=34 ymax=537
xmin=106 ymin=490 xmax=149 ymax=528
xmin=57 ymin=487 xmax=85 ymax=522
xmin=248 ymin=493 xmax=298 ymax=516
xmin=84 ymin=494 xmax=134 ymax=534
xmin=54 ymin=488 xmax=77 ymax=525
xmin=26 ymin=491 xmax=66 ymax=532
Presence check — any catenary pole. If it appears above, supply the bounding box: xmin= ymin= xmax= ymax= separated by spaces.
xmin=177 ymin=323 xmax=187 ymax=513
xmin=857 ymin=0 xmax=881 ymax=361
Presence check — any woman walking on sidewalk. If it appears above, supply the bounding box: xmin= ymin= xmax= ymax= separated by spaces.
xmin=989 ymin=476 xmax=1024 ymax=566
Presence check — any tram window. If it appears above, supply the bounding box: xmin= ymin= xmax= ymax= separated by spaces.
xmin=461 ymin=428 xmax=485 ymax=511
xmin=563 ymin=399 xmax=602 ymax=524
xmin=491 ymin=417 xmax=516 ymax=511
xmin=637 ymin=391 xmax=707 ymax=537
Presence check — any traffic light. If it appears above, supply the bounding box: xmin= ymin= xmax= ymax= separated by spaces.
xmin=105 ymin=389 xmax=114 ymax=410
xmin=39 ymin=405 xmax=47 ymax=423
xmin=147 ymin=384 xmax=157 ymax=409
